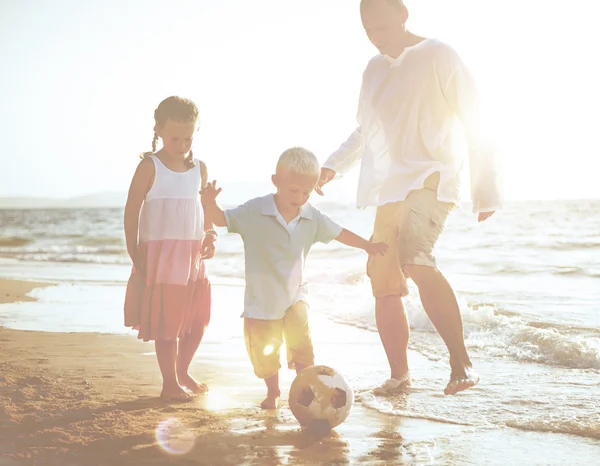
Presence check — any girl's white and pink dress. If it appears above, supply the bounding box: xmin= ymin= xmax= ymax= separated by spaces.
xmin=124 ymin=155 xmax=211 ymax=342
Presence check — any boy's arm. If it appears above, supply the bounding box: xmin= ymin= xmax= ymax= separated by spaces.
xmin=201 ymin=181 xmax=257 ymax=233
xmin=199 ymin=161 xmax=215 ymax=231
xmin=201 ymin=197 xmax=227 ymax=228
xmin=313 ymin=208 xmax=387 ymax=256
xmin=200 ymin=180 xmax=227 ymax=227
xmin=335 ymin=228 xmax=388 ymax=256
xmin=335 ymin=228 xmax=370 ymax=250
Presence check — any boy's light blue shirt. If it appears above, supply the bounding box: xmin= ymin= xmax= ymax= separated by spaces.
xmin=224 ymin=194 xmax=343 ymax=320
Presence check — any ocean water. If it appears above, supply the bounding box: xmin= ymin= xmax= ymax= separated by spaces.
xmin=1 ymin=199 xmax=599 ymax=449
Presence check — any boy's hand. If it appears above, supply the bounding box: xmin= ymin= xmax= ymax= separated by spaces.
xmin=315 ymin=168 xmax=336 ymax=196
xmin=365 ymin=241 xmax=388 ymax=256
xmin=201 ymin=180 xmax=222 ymax=203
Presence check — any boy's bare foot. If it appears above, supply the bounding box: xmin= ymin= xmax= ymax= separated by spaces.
xmin=178 ymin=374 xmax=209 ymax=394
xmin=444 ymin=367 xmax=480 ymax=395
xmin=160 ymin=384 xmax=194 ymax=403
xmin=260 ymin=392 xmax=280 ymax=409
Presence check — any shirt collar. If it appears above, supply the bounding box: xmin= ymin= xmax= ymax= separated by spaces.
xmin=383 ymin=38 xmax=432 ymax=64
xmin=261 ymin=194 xmax=313 ymax=220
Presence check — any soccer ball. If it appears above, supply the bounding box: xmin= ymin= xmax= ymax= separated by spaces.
xmin=288 ymin=365 xmax=354 ymax=432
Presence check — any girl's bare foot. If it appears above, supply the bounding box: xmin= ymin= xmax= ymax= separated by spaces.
xmin=260 ymin=392 xmax=280 ymax=409
xmin=160 ymin=384 xmax=194 ymax=403
xmin=178 ymin=374 xmax=208 ymax=394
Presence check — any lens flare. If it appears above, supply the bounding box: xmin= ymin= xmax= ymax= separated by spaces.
xmin=155 ymin=418 xmax=195 ymax=455
xmin=263 ymin=344 xmax=275 ymax=356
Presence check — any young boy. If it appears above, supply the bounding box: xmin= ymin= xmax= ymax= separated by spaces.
xmin=201 ymin=147 xmax=388 ymax=409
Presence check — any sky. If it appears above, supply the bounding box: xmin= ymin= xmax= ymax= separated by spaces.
xmin=1 ymin=0 xmax=599 ymax=202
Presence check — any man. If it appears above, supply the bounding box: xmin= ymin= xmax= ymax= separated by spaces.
xmin=317 ymin=0 xmax=502 ymax=395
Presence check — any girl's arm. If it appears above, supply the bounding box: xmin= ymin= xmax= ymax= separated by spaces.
xmin=124 ymin=158 xmax=154 ymax=266
xmin=199 ymin=161 xmax=219 ymax=259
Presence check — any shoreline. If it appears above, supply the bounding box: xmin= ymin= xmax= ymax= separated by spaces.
xmin=0 ymin=278 xmax=53 ymax=304
xmin=1 ymin=277 xmax=599 ymax=465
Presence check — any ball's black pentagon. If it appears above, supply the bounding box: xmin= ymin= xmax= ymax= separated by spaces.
xmin=297 ymin=386 xmax=315 ymax=407
xmin=331 ymin=388 xmax=347 ymax=409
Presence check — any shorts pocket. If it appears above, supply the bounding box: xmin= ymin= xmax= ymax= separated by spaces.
xmin=398 ymin=207 xmax=447 ymax=259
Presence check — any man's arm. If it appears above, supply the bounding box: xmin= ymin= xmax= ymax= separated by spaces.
xmin=442 ymin=53 xmax=503 ymax=214
xmin=322 ymin=74 xmax=369 ymax=175
xmin=322 ymin=127 xmax=365 ymax=175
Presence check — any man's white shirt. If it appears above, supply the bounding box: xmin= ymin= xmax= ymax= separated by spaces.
xmin=323 ymin=39 xmax=503 ymax=213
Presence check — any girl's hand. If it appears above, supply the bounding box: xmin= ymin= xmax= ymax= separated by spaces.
xmin=129 ymin=248 xmax=146 ymax=277
xmin=200 ymin=232 xmax=217 ymax=260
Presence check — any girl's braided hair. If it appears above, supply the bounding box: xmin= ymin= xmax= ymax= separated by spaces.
xmin=140 ymin=96 xmax=199 ymax=168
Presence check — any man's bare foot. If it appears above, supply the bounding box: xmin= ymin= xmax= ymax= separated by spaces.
xmin=373 ymin=371 xmax=412 ymax=396
xmin=160 ymin=384 xmax=194 ymax=403
xmin=444 ymin=367 xmax=480 ymax=395
xmin=178 ymin=374 xmax=209 ymax=394
xmin=260 ymin=392 xmax=280 ymax=409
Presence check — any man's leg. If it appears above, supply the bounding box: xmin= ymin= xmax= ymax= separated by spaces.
xmin=367 ymin=202 xmax=412 ymax=394
xmin=399 ymin=174 xmax=478 ymax=395
xmin=375 ymin=295 xmax=409 ymax=380
xmin=403 ymin=264 xmax=478 ymax=394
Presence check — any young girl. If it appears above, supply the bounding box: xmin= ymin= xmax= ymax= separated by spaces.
xmin=124 ymin=96 xmax=216 ymax=402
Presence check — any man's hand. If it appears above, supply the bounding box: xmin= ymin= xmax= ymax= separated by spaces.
xmin=364 ymin=241 xmax=388 ymax=256
xmin=201 ymin=180 xmax=222 ymax=203
xmin=315 ymin=168 xmax=336 ymax=196
xmin=200 ymin=233 xmax=217 ymax=260
xmin=477 ymin=211 xmax=495 ymax=222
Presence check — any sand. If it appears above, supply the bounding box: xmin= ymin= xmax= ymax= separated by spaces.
xmin=0 ymin=278 xmax=415 ymax=466
xmin=0 ymin=279 xmax=51 ymax=304
xmin=2 ymin=278 xmax=599 ymax=466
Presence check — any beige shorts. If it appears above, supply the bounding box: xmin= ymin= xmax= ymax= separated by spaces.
xmin=244 ymin=301 xmax=314 ymax=379
xmin=367 ymin=173 xmax=455 ymax=298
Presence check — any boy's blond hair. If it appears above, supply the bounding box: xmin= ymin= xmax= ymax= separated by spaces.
xmin=276 ymin=147 xmax=320 ymax=177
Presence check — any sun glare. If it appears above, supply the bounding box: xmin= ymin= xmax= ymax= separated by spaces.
xmin=155 ymin=418 xmax=195 ymax=456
